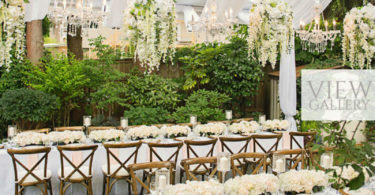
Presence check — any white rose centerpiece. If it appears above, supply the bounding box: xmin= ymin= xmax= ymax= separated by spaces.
xmin=161 ymin=125 xmax=191 ymax=138
xmin=279 ymin=170 xmax=329 ymax=194
xmin=164 ymin=180 xmax=223 ymax=195
xmin=126 ymin=125 xmax=161 ymax=140
xmin=89 ymin=129 xmax=125 ymax=142
xmin=225 ymin=173 xmax=279 ymax=195
xmin=193 ymin=122 xmax=227 ymax=136
xmin=229 ymin=121 xmax=260 ymax=134
xmin=262 ymin=119 xmax=289 ymax=131
xmin=46 ymin=131 xmax=86 ymax=145
xmin=12 ymin=132 xmax=46 ymax=147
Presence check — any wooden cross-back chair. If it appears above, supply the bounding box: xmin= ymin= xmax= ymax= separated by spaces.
xmin=8 ymin=146 xmax=52 ymax=195
xmin=87 ymin=126 xmax=116 ymax=134
xmin=271 ymin=149 xmax=307 ymax=171
xmin=54 ymin=126 xmax=84 ymax=132
xmin=23 ymin=128 xmax=51 ymax=134
xmin=57 ymin=144 xmax=98 ymax=195
xmin=179 ymin=138 xmax=218 ymax=182
xmin=231 ymin=152 xmax=267 ymax=177
xmin=231 ymin=118 xmax=253 ymax=123
xmin=148 ymin=141 xmax=183 ymax=164
xmin=181 ymin=157 xmax=219 ymax=182
xmin=219 ymin=136 xmax=251 ymax=167
xmin=290 ymin=131 xmax=317 ymax=149
xmin=128 ymin=161 xmax=175 ymax=195
xmin=102 ymin=141 xmax=142 ymax=195
xmin=248 ymin=134 xmax=282 ymax=170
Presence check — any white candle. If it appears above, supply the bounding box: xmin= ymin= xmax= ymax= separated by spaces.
xmin=84 ymin=117 xmax=91 ymax=126
xmin=333 ymin=19 xmax=336 ymax=30
xmin=322 ymin=155 xmax=331 ymax=168
xmin=121 ymin=118 xmax=128 ymax=128
xmin=275 ymin=159 xmax=284 ymax=173
xmin=8 ymin=126 xmax=15 ymax=138
xmin=158 ymin=175 xmax=167 ymax=190
xmin=259 ymin=115 xmax=266 ymax=124
xmin=225 ymin=110 xmax=232 ymax=120
xmin=190 ymin=115 xmax=197 ymax=125
xmin=219 ymin=157 xmax=230 ymax=172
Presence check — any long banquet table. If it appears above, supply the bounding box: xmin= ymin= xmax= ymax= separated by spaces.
xmin=0 ymin=131 xmax=302 ymax=195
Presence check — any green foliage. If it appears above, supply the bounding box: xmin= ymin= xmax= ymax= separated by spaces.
xmin=123 ymin=69 xmax=180 ymax=110
xmin=42 ymin=16 xmax=52 ymax=37
xmin=172 ymin=90 xmax=230 ymax=123
xmin=124 ymin=107 xmax=169 ymax=125
xmin=0 ymin=88 xmax=58 ymax=129
xmin=0 ymin=59 xmax=32 ymax=94
xmin=26 ymin=54 xmax=90 ymax=126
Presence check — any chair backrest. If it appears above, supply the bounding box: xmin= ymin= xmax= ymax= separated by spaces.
xmin=57 ymin=144 xmax=98 ymax=181
xmin=184 ymin=138 xmax=217 ymax=158
xmin=289 ymin=131 xmax=317 ymax=149
xmin=103 ymin=141 xmax=142 ymax=177
xmin=271 ymin=149 xmax=306 ymax=170
xmin=23 ymin=128 xmax=50 ymax=134
xmin=87 ymin=126 xmax=116 ymax=134
xmin=128 ymin=161 xmax=174 ymax=195
xmin=181 ymin=157 xmax=218 ymax=181
xmin=231 ymin=152 xmax=267 ymax=176
xmin=54 ymin=126 xmax=84 ymax=132
xmin=231 ymin=118 xmax=253 ymax=123
xmin=151 ymin=124 xmax=174 ymax=128
xmin=219 ymin=136 xmax=251 ymax=154
xmin=148 ymin=141 xmax=183 ymax=164
xmin=8 ymin=147 xmax=51 ymax=185
xmin=251 ymin=134 xmax=282 ymax=153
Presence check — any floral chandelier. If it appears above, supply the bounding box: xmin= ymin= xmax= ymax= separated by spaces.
xmin=190 ymin=0 xmax=236 ymax=43
xmin=48 ymin=0 xmax=107 ymax=37
xmin=295 ymin=0 xmax=340 ymax=53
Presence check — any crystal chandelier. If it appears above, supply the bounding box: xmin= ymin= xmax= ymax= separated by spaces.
xmin=295 ymin=0 xmax=340 ymax=53
xmin=190 ymin=0 xmax=236 ymax=43
xmin=48 ymin=0 xmax=108 ymax=37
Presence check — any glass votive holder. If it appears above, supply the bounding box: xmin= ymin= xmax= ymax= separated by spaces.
xmin=272 ymin=153 xmax=286 ymax=173
xmin=120 ymin=117 xmax=128 ymax=129
xmin=83 ymin=115 xmax=92 ymax=127
xmin=320 ymin=151 xmax=334 ymax=169
xmin=8 ymin=125 xmax=17 ymax=138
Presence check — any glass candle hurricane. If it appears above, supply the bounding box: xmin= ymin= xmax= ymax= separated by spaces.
xmin=120 ymin=117 xmax=128 ymax=129
xmin=7 ymin=125 xmax=17 ymax=138
xmin=320 ymin=151 xmax=334 ymax=169
xmin=272 ymin=153 xmax=286 ymax=173
xmin=83 ymin=115 xmax=92 ymax=127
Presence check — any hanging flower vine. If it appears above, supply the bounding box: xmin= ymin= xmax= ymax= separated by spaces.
xmin=247 ymin=0 xmax=293 ymax=69
xmin=0 ymin=0 xmax=25 ymax=68
xmin=123 ymin=0 xmax=177 ymax=73
xmin=342 ymin=4 xmax=375 ymax=69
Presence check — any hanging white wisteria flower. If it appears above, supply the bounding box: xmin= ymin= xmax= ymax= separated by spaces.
xmin=0 ymin=0 xmax=25 ymax=68
xmin=248 ymin=0 xmax=293 ymax=69
xmin=123 ymin=0 xmax=177 ymax=73
xmin=342 ymin=4 xmax=375 ymax=69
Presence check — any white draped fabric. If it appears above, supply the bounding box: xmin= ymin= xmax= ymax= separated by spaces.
xmin=24 ymin=0 xmax=51 ymax=22
xmin=177 ymin=5 xmax=200 ymax=31
xmin=104 ymin=0 xmax=128 ymax=28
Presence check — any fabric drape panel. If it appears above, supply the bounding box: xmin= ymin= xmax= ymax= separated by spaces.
xmin=178 ymin=5 xmax=200 ymax=31
xmin=104 ymin=0 xmax=128 ymax=28
xmin=24 ymin=0 xmax=51 ymax=22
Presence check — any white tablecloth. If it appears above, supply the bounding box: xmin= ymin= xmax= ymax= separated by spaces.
xmin=0 ymin=132 xmax=302 ymax=195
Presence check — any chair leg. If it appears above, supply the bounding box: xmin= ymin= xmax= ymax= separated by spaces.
xmin=127 ymin=179 xmax=131 ymax=195
xmin=48 ymin=179 xmax=53 ymax=195
xmin=59 ymin=181 xmax=64 ymax=195
xmin=105 ymin=177 xmax=110 ymax=195
xmin=14 ymin=183 xmax=19 ymax=195
xmin=102 ymin=176 xmax=106 ymax=195
xmin=88 ymin=179 xmax=93 ymax=195
xmin=44 ymin=182 xmax=49 ymax=195
xmin=179 ymin=168 xmax=183 ymax=183
xmin=140 ymin=171 xmax=146 ymax=195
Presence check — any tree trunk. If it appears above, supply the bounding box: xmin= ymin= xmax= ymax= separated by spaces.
xmin=67 ymin=25 xmax=83 ymax=60
xmin=26 ymin=20 xmax=44 ymax=64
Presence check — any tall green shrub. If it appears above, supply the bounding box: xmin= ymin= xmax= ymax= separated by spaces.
xmin=124 ymin=107 xmax=169 ymax=125
xmin=0 ymin=88 xmax=58 ymax=129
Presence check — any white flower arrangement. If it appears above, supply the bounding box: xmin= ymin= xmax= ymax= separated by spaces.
xmin=123 ymin=0 xmax=177 ymax=72
xmin=164 ymin=180 xmax=224 ymax=195
xmin=46 ymin=131 xmax=86 ymax=145
xmin=248 ymin=0 xmax=293 ymax=69
xmin=88 ymin=129 xmax=125 ymax=142
xmin=224 ymin=173 xmax=279 ymax=195
xmin=342 ymin=4 xmax=375 ymax=69
xmin=126 ymin=125 xmax=161 ymax=140
xmin=12 ymin=132 xmax=46 ymax=147
xmin=229 ymin=121 xmax=260 ymax=134
xmin=329 ymin=165 xmax=370 ymax=186
xmin=193 ymin=122 xmax=227 ymax=136
xmin=279 ymin=170 xmax=329 ymax=193
xmin=0 ymin=0 xmax=25 ymax=68
xmin=262 ymin=119 xmax=289 ymax=131
xmin=161 ymin=125 xmax=191 ymax=138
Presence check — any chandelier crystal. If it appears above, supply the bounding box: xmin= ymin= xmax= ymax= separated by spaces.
xmin=190 ymin=0 xmax=236 ymax=43
xmin=48 ymin=0 xmax=108 ymax=37
xmin=295 ymin=0 xmax=340 ymax=53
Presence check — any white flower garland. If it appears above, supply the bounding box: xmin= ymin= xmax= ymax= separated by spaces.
xmin=248 ymin=0 xmax=293 ymax=69
xmin=123 ymin=0 xmax=177 ymax=73
xmin=0 ymin=0 xmax=25 ymax=68
xmin=342 ymin=4 xmax=375 ymax=69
